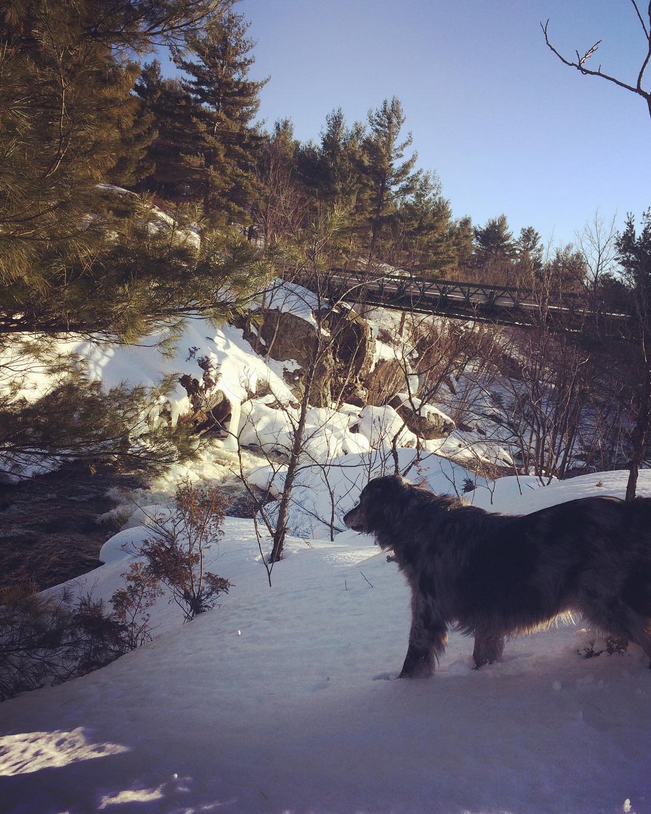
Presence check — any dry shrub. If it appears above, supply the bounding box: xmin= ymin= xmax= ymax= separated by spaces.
xmin=121 ymin=480 xmax=231 ymax=623
xmin=0 ymin=480 xmax=232 ymax=701
xmin=0 ymin=579 xmax=127 ymax=701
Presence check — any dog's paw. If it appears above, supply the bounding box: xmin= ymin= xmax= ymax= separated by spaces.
xmin=397 ymin=668 xmax=433 ymax=679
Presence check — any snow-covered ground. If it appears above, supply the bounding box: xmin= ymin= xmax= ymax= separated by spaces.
xmin=2 ymin=279 xmax=649 ymax=811
xmin=2 ymin=470 xmax=651 ymax=814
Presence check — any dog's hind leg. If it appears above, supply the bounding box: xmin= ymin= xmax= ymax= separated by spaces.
xmin=625 ymin=619 xmax=651 ymax=667
xmin=398 ymin=602 xmax=447 ymax=678
xmin=472 ymin=632 xmax=505 ymax=669
xmin=583 ymin=600 xmax=651 ymax=667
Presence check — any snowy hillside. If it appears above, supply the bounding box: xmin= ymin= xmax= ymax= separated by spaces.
xmin=0 ymin=280 xmax=514 ymax=530
xmin=1 ymin=470 xmax=651 ymax=814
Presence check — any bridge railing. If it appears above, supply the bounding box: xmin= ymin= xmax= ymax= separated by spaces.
xmin=291 ymin=267 xmax=634 ymax=339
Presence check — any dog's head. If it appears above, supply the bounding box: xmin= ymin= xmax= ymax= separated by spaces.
xmin=343 ymin=475 xmax=413 ymax=546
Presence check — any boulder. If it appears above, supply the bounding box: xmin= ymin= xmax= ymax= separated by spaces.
xmin=388 ymin=394 xmax=456 ymax=440
xmin=365 ymin=359 xmax=407 ymax=407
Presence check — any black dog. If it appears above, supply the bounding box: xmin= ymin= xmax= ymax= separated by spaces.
xmin=344 ymin=475 xmax=651 ymax=677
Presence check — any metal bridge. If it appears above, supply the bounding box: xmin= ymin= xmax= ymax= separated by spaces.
xmin=295 ymin=268 xmax=633 ymax=339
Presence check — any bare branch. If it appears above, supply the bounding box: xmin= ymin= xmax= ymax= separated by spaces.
xmin=541 ymin=18 xmax=651 ymax=112
xmin=631 ymin=0 xmax=650 ymax=38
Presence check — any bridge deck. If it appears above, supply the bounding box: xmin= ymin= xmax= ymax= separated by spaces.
xmin=294 ymin=269 xmax=633 ymax=339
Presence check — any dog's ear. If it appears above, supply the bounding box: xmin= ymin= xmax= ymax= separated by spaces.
xmin=375 ymin=476 xmax=410 ymax=530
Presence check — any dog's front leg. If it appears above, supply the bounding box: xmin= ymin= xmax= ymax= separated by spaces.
xmin=398 ymin=604 xmax=447 ymax=678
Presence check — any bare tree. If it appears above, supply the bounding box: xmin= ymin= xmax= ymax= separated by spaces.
xmin=577 ymin=212 xmax=620 ymax=292
xmin=233 ymin=218 xmax=376 ymax=564
xmin=542 ymin=3 xmax=651 ymax=123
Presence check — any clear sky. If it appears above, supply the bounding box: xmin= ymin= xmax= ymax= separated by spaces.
xmin=223 ymin=0 xmax=648 ymax=249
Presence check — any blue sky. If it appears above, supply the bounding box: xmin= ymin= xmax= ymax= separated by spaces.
xmin=174 ymin=0 xmax=651 ymax=247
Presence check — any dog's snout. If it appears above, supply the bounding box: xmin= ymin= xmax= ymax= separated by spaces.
xmin=344 ymin=505 xmax=363 ymax=531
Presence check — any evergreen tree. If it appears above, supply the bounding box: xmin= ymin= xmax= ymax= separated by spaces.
xmin=543 ymin=244 xmax=586 ymax=292
xmin=472 ymin=215 xmax=517 ymax=284
xmin=172 ymin=11 xmax=268 ymax=225
xmin=254 ymin=119 xmax=309 ymax=246
xmin=391 ymin=173 xmax=472 ymax=276
xmin=448 ymin=216 xmax=476 ymax=276
xmin=314 ymin=109 xmax=364 ymax=210
xmin=512 ymin=225 xmax=544 ymax=286
xmin=0 ymin=1 xmax=145 ymax=286
xmin=295 ymin=109 xmax=366 ymax=256
xmin=133 ymin=61 xmax=207 ymax=204
xmin=0 ymin=0 xmax=266 ymax=476
xmin=615 ymin=212 xmax=651 ymax=499
xmin=107 ymin=91 xmax=157 ymax=189
xmin=359 ymin=97 xmax=420 ymax=265
xmin=514 ymin=226 xmax=544 ymax=275
xmin=0 ymin=0 xmax=263 ymax=341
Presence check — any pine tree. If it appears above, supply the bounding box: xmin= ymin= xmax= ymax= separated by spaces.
xmin=314 ymin=109 xmax=364 ymax=209
xmin=0 ymin=1 xmax=264 ymax=341
xmin=391 ymin=173 xmax=471 ymax=276
xmin=295 ymin=109 xmax=366 ymax=257
xmin=448 ymin=216 xmax=476 ymax=277
xmin=0 ymin=0 xmax=268 ymax=477
xmin=472 ymin=215 xmax=517 ymax=284
xmin=254 ymin=119 xmax=309 ymax=246
xmin=358 ymin=97 xmax=421 ymax=265
xmin=514 ymin=226 xmax=544 ymax=279
xmin=544 ymin=245 xmax=586 ymax=292
xmin=616 ymin=212 xmax=651 ymax=499
xmin=107 ymin=91 xmax=157 ymax=189
xmin=173 ymin=11 xmax=268 ymax=225
xmin=0 ymin=1 xmax=146 ymax=286
xmin=133 ymin=61 xmax=207 ymax=204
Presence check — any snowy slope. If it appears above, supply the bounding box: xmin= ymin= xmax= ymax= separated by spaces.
xmin=2 ymin=471 xmax=651 ymax=814
xmin=1 ymin=282 xmax=518 ymax=485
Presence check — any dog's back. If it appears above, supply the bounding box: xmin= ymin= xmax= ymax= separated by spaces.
xmin=394 ymin=492 xmax=651 ymax=642
xmin=447 ymin=495 xmax=651 ymax=644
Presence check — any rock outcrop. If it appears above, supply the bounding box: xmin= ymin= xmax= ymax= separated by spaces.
xmin=240 ymin=304 xmax=374 ymax=408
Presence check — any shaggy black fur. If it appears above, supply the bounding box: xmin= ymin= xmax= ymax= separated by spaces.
xmin=343 ymin=475 xmax=651 ymax=677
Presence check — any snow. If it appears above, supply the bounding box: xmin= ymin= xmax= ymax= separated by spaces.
xmin=0 ymin=319 xmax=296 ymax=475
xmin=76 ymin=321 xmax=292 ymax=412
xmin=2 ymin=471 xmax=651 ymax=813
xmin=3 ymin=272 xmax=651 ymax=811
xmin=245 ymin=279 xmax=321 ymax=326
xmin=238 ymin=402 xmax=370 ymax=463
xmin=426 ymin=429 xmax=515 ymax=468
xmin=392 ymin=392 xmax=456 ymax=429
xmin=0 ymin=291 xmax=524 ymax=484
xmin=97 ymin=184 xmax=201 ymax=250
xmin=357 ymin=403 xmax=418 ymax=449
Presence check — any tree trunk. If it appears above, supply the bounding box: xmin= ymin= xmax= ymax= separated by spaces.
xmin=625 ymin=358 xmax=651 ymax=500
xmin=269 ymin=338 xmax=321 ymax=563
